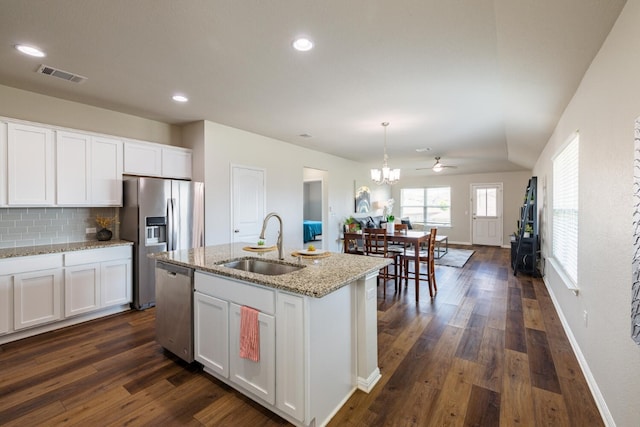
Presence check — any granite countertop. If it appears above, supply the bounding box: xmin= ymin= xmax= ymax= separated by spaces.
xmin=150 ymin=242 xmax=391 ymax=298
xmin=0 ymin=240 xmax=133 ymax=260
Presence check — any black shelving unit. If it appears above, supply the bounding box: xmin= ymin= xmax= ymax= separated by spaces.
xmin=511 ymin=177 xmax=540 ymax=276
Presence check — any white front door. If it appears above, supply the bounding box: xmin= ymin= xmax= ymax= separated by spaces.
xmin=231 ymin=165 xmax=266 ymax=244
xmin=471 ymin=183 xmax=503 ymax=246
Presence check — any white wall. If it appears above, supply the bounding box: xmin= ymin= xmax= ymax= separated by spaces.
xmin=390 ymin=171 xmax=531 ymax=245
xmin=304 ymin=181 xmax=322 ymax=221
xmin=0 ymin=84 xmax=180 ymax=146
xmin=532 ymin=2 xmax=640 ymax=425
xmin=187 ymin=120 xmax=368 ymax=253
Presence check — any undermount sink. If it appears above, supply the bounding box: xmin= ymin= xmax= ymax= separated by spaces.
xmin=221 ymin=258 xmax=305 ymax=276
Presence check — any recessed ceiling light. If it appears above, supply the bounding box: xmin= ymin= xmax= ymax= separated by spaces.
xmin=292 ymin=38 xmax=314 ymax=52
xmin=172 ymin=94 xmax=188 ymax=103
xmin=416 ymin=147 xmax=432 ymax=152
xmin=15 ymin=44 xmax=46 ymax=58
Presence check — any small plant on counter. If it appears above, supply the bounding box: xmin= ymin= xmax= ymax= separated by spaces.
xmin=95 ymin=215 xmax=117 ymax=242
xmin=96 ymin=215 xmax=116 ymax=230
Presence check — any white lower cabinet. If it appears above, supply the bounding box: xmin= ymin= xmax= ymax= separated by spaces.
xmin=194 ymin=291 xmax=229 ymax=377
xmin=194 ymin=272 xmax=277 ymax=405
xmin=64 ymin=246 xmax=133 ymax=316
xmin=275 ymin=292 xmax=305 ymax=421
xmin=65 ymin=263 xmax=100 ymax=317
xmin=0 ymin=245 xmax=132 ymax=342
xmin=0 ymin=275 xmax=12 ymax=335
xmin=101 ymin=258 xmax=132 ymax=306
xmin=229 ymin=302 xmax=275 ymax=405
xmin=194 ymin=271 xmax=301 ymax=422
xmin=14 ymin=268 xmax=63 ymax=330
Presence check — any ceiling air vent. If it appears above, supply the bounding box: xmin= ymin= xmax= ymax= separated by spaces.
xmin=36 ymin=64 xmax=87 ymax=84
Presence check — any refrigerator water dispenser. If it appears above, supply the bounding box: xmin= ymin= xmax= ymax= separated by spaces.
xmin=145 ymin=216 xmax=167 ymax=245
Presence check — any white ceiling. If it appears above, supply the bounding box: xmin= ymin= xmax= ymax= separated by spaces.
xmin=0 ymin=0 xmax=626 ymax=176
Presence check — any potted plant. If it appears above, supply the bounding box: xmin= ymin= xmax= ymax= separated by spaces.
xmin=523 ymin=224 xmax=533 ymax=238
xmin=95 ymin=215 xmax=116 ymax=241
xmin=345 ymin=216 xmax=359 ymax=232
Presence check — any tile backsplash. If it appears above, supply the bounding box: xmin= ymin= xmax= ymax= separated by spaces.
xmin=0 ymin=207 xmax=119 ymax=248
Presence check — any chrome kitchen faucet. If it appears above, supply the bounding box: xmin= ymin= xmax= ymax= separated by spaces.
xmin=259 ymin=212 xmax=284 ymax=260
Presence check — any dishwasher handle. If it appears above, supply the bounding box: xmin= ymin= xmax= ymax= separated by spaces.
xmin=156 ymin=261 xmax=193 ymax=278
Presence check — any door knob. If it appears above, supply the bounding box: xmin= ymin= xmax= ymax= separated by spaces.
xmin=234 ymin=229 xmax=240 ymax=233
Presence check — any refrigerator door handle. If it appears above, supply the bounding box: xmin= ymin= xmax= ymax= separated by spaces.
xmin=170 ymin=198 xmax=178 ymax=251
xmin=167 ymin=198 xmax=174 ymax=251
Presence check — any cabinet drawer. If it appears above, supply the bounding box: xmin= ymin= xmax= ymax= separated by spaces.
xmin=65 ymin=245 xmax=131 ymax=266
xmin=195 ymin=271 xmax=275 ymax=315
xmin=0 ymin=253 xmax=63 ymax=276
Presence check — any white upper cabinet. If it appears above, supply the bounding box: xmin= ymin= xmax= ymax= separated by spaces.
xmin=91 ymin=136 xmax=123 ymax=206
xmin=123 ymin=140 xmax=162 ymax=177
xmin=8 ymin=123 xmax=55 ymax=206
xmin=56 ymin=131 xmax=92 ymax=205
xmin=162 ymin=146 xmax=192 ymax=179
xmin=56 ymin=131 xmax=123 ymax=206
xmin=124 ymin=140 xmax=192 ymax=179
xmin=2 ymin=117 xmax=191 ymax=207
xmin=0 ymin=122 xmax=7 ymax=206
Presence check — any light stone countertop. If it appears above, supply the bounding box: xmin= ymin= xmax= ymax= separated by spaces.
xmin=150 ymin=242 xmax=391 ymax=298
xmin=0 ymin=240 xmax=133 ymax=260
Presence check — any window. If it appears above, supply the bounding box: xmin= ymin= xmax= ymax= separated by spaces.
xmin=401 ymin=187 xmax=451 ymax=226
xmin=475 ymin=187 xmax=497 ymax=217
xmin=552 ymin=134 xmax=579 ymax=285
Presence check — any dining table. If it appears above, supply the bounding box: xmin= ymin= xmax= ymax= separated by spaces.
xmin=343 ymin=229 xmax=433 ymax=301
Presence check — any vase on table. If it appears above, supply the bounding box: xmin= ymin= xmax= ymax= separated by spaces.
xmin=96 ymin=228 xmax=113 ymax=241
xmin=386 ymin=222 xmax=394 ymax=234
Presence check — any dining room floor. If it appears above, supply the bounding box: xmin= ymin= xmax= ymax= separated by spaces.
xmin=0 ymin=244 xmax=602 ymax=426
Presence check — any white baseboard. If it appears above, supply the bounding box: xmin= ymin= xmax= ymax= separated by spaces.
xmin=0 ymin=304 xmax=131 ymax=345
xmin=542 ymin=276 xmax=615 ymax=426
xmin=357 ymin=367 xmax=381 ymax=393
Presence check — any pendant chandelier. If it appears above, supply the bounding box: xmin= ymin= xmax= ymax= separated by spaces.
xmin=370 ymin=122 xmax=401 ymax=185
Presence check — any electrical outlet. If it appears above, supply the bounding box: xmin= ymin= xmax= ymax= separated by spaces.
xmin=86 ymin=227 xmax=97 ymax=234
xmin=583 ymin=310 xmax=588 ymax=327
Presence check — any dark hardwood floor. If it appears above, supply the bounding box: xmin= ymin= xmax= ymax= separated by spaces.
xmin=0 ymin=245 xmax=603 ymax=426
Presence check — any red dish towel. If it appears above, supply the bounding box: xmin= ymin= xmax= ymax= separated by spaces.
xmin=239 ymin=305 xmax=260 ymax=362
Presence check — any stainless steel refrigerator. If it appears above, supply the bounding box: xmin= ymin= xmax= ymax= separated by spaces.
xmin=120 ymin=177 xmax=204 ymax=309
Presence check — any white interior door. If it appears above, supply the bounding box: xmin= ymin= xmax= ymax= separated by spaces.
xmin=231 ymin=165 xmax=265 ymax=244
xmin=471 ymin=183 xmax=503 ymax=246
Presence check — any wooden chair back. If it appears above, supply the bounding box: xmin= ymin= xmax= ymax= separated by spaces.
xmin=364 ymin=228 xmax=388 ymax=257
xmin=394 ymin=223 xmax=408 ymax=234
xmin=343 ymin=232 xmax=364 ymax=254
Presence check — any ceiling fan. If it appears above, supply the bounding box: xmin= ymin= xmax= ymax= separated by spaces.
xmin=416 ymin=156 xmax=457 ymax=172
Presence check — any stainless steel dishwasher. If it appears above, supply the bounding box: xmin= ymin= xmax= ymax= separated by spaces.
xmin=155 ymin=261 xmax=194 ymax=362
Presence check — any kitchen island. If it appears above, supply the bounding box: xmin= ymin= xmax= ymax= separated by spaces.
xmin=151 ymin=242 xmax=390 ymax=427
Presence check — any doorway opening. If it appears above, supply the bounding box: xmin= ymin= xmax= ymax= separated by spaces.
xmin=303 ymin=168 xmax=328 ymax=250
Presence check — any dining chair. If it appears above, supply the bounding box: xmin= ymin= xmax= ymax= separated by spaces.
xmin=401 ymin=228 xmax=438 ymax=297
xmin=363 ymin=228 xmax=398 ymax=296
xmin=393 ymin=223 xmax=408 ymax=234
xmin=388 ymin=222 xmax=409 ymax=278
xmin=343 ymin=232 xmax=364 ymax=254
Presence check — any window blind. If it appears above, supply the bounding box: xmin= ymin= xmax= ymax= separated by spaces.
xmin=552 ymin=135 xmax=579 ymax=285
